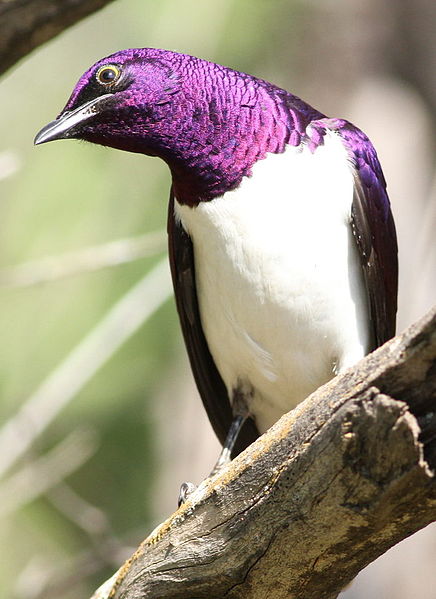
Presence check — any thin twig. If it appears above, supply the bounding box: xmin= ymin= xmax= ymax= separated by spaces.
xmin=47 ymin=482 xmax=111 ymax=537
xmin=46 ymin=482 xmax=131 ymax=573
xmin=0 ymin=257 xmax=173 ymax=479
xmin=0 ymin=231 xmax=167 ymax=288
xmin=0 ymin=428 xmax=98 ymax=518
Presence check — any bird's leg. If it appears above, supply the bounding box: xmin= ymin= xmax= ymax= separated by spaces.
xmin=178 ymin=390 xmax=250 ymax=506
xmin=209 ymin=387 xmax=251 ymax=476
xmin=209 ymin=413 xmax=247 ymax=477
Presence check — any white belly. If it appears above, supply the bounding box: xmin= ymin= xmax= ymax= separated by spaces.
xmin=175 ymin=130 xmax=370 ymax=433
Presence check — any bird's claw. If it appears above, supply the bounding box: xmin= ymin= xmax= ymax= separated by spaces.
xmin=178 ymin=481 xmax=196 ymax=506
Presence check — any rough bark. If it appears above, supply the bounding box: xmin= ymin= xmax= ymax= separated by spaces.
xmin=89 ymin=306 xmax=436 ymax=599
xmin=0 ymin=0 xmax=116 ymax=76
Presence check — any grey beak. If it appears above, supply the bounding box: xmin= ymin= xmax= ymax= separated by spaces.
xmin=34 ymin=94 xmax=112 ymax=145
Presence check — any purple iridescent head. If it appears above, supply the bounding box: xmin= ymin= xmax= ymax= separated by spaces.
xmin=35 ymin=48 xmax=322 ymax=203
xmin=36 ymin=49 xmax=200 ymax=155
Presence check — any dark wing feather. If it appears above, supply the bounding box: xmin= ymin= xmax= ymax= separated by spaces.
xmin=343 ymin=124 xmax=398 ymax=348
xmin=167 ymin=189 xmax=259 ymax=455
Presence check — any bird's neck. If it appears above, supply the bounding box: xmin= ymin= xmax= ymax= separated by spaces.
xmin=160 ymin=83 xmax=324 ymax=206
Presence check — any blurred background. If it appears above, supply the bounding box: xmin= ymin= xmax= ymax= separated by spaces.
xmin=0 ymin=1 xmax=435 ymax=597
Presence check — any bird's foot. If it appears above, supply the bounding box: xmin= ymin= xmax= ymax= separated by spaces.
xmin=178 ymin=481 xmax=197 ymax=507
xmin=178 ymin=411 xmax=249 ymax=506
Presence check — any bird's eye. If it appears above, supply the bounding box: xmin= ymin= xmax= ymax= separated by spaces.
xmin=96 ymin=65 xmax=121 ymax=86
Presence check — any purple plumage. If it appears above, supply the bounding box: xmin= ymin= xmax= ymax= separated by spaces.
xmin=60 ymin=48 xmax=325 ymax=204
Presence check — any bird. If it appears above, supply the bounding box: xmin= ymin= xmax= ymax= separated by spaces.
xmin=35 ymin=48 xmax=398 ymax=485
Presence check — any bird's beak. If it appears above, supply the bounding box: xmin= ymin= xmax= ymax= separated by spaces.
xmin=34 ymin=94 xmax=112 ymax=145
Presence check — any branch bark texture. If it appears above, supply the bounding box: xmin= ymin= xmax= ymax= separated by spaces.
xmin=96 ymin=307 xmax=436 ymax=599
xmin=0 ymin=0 xmax=116 ymax=76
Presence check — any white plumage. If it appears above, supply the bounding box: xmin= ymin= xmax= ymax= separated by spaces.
xmin=175 ymin=129 xmax=370 ymax=433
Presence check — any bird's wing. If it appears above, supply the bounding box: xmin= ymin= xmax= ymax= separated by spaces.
xmin=167 ymin=189 xmax=259 ymax=454
xmin=338 ymin=122 xmax=398 ymax=348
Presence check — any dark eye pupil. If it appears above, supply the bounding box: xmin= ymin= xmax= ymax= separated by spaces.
xmin=101 ymin=69 xmax=115 ymax=82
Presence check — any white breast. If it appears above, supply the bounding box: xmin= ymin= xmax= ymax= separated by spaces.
xmin=175 ymin=130 xmax=370 ymax=433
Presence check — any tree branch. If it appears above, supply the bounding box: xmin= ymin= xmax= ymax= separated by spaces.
xmin=89 ymin=306 xmax=436 ymax=599
xmin=0 ymin=0 xmax=117 ymax=76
